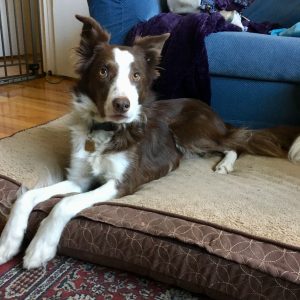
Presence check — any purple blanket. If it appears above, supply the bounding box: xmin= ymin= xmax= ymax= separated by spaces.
xmin=126 ymin=13 xmax=240 ymax=105
xmin=126 ymin=12 xmax=276 ymax=105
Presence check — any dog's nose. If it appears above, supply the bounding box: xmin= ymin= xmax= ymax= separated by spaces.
xmin=112 ymin=97 xmax=130 ymax=114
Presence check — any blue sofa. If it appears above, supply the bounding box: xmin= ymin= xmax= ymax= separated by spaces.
xmin=206 ymin=0 xmax=300 ymax=128
xmin=88 ymin=0 xmax=300 ymax=128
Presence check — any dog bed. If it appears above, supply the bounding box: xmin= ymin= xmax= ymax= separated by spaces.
xmin=1 ymin=115 xmax=300 ymax=299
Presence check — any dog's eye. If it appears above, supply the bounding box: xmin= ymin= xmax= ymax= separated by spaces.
xmin=99 ymin=66 xmax=108 ymax=78
xmin=132 ymin=72 xmax=141 ymax=81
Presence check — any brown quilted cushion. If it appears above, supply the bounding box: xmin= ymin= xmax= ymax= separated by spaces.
xmin=1 ymin=175 xmax=300 ymax=300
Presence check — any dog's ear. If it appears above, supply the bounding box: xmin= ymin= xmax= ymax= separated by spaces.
xmin=133 ymin=33 xmax=170 ymax=67
xmin=75 ymin=15 xmax=110 ymax=72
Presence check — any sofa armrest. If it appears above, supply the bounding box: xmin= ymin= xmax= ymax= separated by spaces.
xmin=205 ymin=31 xmax=300 ymax=83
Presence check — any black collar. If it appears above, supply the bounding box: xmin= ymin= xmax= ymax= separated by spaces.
xmin=90 ymin=121 xmax=118 ymax=133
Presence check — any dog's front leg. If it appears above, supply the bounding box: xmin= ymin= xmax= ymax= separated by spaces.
xmin=0 ymin=180 xmax=82 ymax=265
xmin=23 ymin=179 xmax=118 ymax=269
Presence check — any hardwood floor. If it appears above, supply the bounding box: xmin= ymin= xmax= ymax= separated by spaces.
xmin=0 ymin=77 xmax=74 ymax=138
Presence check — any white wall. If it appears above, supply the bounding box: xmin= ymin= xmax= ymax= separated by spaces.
xmin=49 ymin=0 xmax=89 ymax=77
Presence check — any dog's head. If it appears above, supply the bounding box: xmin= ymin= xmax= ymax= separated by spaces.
xmin=73 ymin=15 xmax=169 ymax=124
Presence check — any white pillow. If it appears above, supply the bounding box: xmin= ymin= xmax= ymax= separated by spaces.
xmin=167 ymin=0 xmax=200 ymax=14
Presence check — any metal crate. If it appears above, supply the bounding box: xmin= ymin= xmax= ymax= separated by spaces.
xmin=0 ymin=0 xmax=43 ymax=84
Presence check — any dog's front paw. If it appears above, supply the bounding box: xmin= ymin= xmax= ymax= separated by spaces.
xmin=215 ymin=162 xmax=234 ymax=174
xmin=0 ymin=244 xmax=17 ymax=265
xmin=0 ymin=235 xmax=22 ymax=265
xmin=23 ymin=238 xmax=56 ymax=269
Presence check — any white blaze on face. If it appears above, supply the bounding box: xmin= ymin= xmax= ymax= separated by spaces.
xmin=105 ymin=48 xmax=140 ymax=123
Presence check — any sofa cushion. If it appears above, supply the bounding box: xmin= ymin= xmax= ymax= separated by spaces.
xmin=243 ymin=0 xmax=300 ymax=28
xmin=87 ymin=0 xmax=160 ymax=45
xmin=205 ymin=31 xmax=300 ymax=83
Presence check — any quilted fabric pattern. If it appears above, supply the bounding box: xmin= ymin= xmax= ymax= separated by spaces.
xmin=1 ymin=175 xmax=300 ymax=298
xmin=0 ymin=176 xmax=19 ymax=230
xmin=27 ymin=211 xmax=300 ymax=299
xmin=27 ymin=198 xmax=300 ymax=286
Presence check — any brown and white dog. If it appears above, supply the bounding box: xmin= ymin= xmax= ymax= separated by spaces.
xmin=0 ymin=15 xmax=299 ymax=269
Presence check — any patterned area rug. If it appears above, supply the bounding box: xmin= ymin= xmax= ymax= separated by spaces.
xmin=0 ymin=255 xmax=207 ymax=300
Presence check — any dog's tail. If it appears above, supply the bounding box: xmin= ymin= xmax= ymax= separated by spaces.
xmin=223 ymin=126 xmax=300 ymax=162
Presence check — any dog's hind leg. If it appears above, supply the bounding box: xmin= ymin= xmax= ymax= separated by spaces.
xmin=23 ymin=179 xmax=118 ymax=269
xmin=0 ymin=180 xmax=82 ymax=265
xmin=215 ymin=150 xmax=238 ymax=174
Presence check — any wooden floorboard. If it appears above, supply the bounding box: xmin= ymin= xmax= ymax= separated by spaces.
xmin=0 ymin=77 xmax=73 ymax=138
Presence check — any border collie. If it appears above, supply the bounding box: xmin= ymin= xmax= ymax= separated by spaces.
xmin=0 ymin=15 xmax=299 ymax=269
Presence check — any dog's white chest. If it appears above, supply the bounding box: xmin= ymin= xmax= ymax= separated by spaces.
xmin=86 ymin=131 xmax=129 ymax=181
xmin=88 ymin=150 xmax=129 ymax=181
xmin=71 ymin=127 xmax=130 ymax=182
